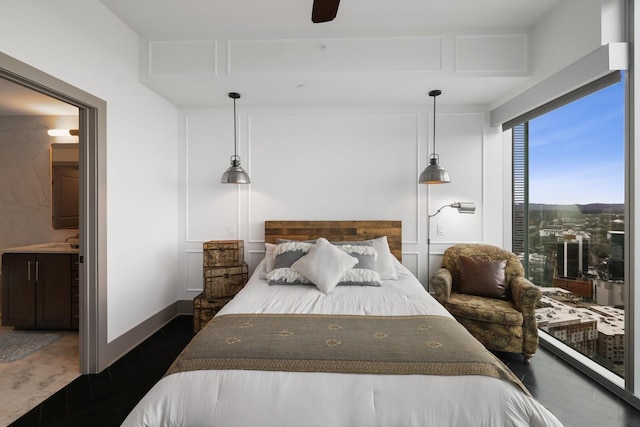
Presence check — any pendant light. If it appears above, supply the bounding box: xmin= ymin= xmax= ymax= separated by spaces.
xmin=221 ymin=92 xmax=251 ymax=184
xmin=418 ymin=90 xmax=450 ymax=184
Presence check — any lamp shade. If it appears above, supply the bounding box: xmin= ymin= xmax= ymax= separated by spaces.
xmin=454 ymin=202 xmax=476 ymax=213
xmin=418 ymin=155 xmax=450 ymax=184
xmin=221 ymin=155 xmax=251 ymax=184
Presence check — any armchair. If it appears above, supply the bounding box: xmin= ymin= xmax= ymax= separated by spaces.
xmin=430 ymin=244 xmax=542 ymax=362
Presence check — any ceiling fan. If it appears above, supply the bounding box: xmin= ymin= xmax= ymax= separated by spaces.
xmin=312 ymin=0 xmax=340 ymax=23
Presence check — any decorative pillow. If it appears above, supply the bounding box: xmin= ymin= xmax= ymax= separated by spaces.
xmin=266 ymin=240 xmax=313 ymax=285
xmin=291 ymin=238 xmax=358 ymax=294
xmin=458 ymin=255 xmax=507 ymax=299
xmin=266 ymin=268 xmax=311 ymax=286
xmin=332 ymin=242 xmax=381 ymax=286
xmin=372 ymin=236 xmax=398 ymax=280
xmin=272 ymin=240 xmax=313 ymax=269
xmin=338 ymin=268 xmax=381 ymax=287
xmin=331 ymin=242 xmax=375 ymax=267
xmin=332 ymin=237 xmax=397 ymax=280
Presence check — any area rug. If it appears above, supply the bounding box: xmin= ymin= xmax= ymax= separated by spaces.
xmin=0 ymin=332 xmax=62 ymax=362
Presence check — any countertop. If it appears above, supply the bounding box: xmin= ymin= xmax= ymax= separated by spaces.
xmin=1 ymin=242 xmax=79 ymax=254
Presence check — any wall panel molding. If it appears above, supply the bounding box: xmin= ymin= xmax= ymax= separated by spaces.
xmin=455 ymin=34 xmax=528 ymax=74
xmin=228 ymin=36 xmax=443 ymax=74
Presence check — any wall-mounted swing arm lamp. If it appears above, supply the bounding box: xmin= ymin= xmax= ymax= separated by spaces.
xmin=221 ymin=92 xmax=251 ymax=184
xmin=430 ymin=202 xmax=476 ymax=217
xmin=418 ymin=90 xmax=450 ymax=184
xmin=426 ymin=202 xmax=476 ymax=293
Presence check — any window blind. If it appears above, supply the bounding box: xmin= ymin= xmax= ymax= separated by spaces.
xmin=512 ymin=122 xmax=528 ymax=273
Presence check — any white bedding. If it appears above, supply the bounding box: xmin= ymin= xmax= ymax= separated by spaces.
xmin=123 ymin=259 xmax=563 ymax=427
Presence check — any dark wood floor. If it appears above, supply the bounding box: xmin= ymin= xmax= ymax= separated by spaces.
xmin=10 ymin=315 xmax=640 ymax=427
xmin=498 ymin=349 xmax=640 ymax=427
xmin=9 ymin=316 xmax=194 ymax=427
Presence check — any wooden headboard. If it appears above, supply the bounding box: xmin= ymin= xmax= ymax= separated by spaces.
xmin=265 ymin=220 xmax=402 ymax=262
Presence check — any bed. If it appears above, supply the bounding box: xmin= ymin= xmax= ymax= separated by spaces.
xmin=122 ymin=221 xmax=562 ymax=427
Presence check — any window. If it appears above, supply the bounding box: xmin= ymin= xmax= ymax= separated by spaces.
xmin=511 ymin=73 xmax=625 ymax=378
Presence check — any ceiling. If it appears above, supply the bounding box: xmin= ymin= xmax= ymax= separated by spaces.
xmin=0 ymin=0 xmax=562 ymax=115
xmin=99 ymin=0 xmax=559 ymax=36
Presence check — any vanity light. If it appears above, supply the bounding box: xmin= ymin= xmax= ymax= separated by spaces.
xmin=221 ymin=92 xmax=251 ymax=184
xmin=418 ymin=90 xmax=450 ymax=184
xmin=48 ymin=129 xmax=79 ymax=137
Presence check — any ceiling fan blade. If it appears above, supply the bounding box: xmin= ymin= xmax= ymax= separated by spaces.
xmin=312 ymin=0 xmax=340 ymax=23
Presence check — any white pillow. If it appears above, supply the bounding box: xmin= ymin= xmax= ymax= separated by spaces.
xmin=259 ymin=242 xmax=277 ymax=279
xmin=265 ymin=243 xmax=276 ymax=272
xmin=291 ymin=237 xmax=358 ymax=294
xmin=372 ymin=236 xmax=398 ymax=280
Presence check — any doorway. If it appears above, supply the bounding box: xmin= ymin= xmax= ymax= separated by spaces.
xmin=0 ymin=51 xmax=106 ymax=374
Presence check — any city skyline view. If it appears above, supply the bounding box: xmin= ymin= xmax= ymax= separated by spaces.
xmin=520 ymin=76 xmax=626 ymax=378
xmin=529 ymin=79 xmax=625 ymax=205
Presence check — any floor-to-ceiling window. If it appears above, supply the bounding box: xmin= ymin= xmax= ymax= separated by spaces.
xmin=511 ymin=73 xmax=626 ymax=378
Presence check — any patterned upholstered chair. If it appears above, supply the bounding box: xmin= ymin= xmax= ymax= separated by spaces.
xmin=430 ymin=244 xmax=542 ymax=362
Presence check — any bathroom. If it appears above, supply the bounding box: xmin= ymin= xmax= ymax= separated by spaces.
xmin=0 ymin=78 xmax=80 ymax=325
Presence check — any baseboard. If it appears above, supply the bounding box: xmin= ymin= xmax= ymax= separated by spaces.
xmin=176 ymin=299 xmax=194 ymax=315
xmin=104 ymin=302 xmax=179 ymax=368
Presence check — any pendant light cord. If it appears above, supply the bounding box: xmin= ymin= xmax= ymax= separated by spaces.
xmin=432 ymin=93 xmax=436 ymax=156
xmin=428 ymin=89 xmax=441 ymax=158
xmin=233 ymin=97 xmax=238 ymax=158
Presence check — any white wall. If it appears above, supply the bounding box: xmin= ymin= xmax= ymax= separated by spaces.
xmin=492 ymin=0 xmax=605 ymax=109
xmin=532 ymin=0 xmax=602 ymax=78
xmin=178 ymin=104 xmax=503 ymax=298
xmin=0 ymin=0 xmax=180 ymax=342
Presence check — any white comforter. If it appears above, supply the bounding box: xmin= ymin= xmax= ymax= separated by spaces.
xmin=122 ymin=259 xmax=563 ymax=427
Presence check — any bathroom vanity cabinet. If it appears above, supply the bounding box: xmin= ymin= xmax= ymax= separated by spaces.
xmin=1 ymin=246 xmax=79 ymax=330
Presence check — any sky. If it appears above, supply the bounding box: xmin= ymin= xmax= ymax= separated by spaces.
xmin=528 ymin=76 xmax=625 ymax=205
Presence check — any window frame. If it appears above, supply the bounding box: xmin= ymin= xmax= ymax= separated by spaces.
xmin=508 ymin=74 xmax=631 ymax=399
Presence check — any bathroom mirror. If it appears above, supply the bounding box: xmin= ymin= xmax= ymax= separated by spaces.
xmin=50 ymin=143 xmax=79 ymax=229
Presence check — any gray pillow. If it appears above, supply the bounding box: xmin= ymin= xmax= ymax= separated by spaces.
xmin=272 ymin=241 xmax=312 ymax=269
xmin=331 ymin=241 xmax=375 ymax=268
xmin=267 ymin=240 xmax=314 ymax=286
xmin=331 ymin=243 xmax=380 ymax=286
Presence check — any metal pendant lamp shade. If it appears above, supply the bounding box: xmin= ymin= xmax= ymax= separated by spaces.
xmin=221 ymin=92 xmax=251 ymax=184
xmin=419 ymin=154 xmax=450 ymax=184
xmin=419 ymin=90 xmax=450 ymax=184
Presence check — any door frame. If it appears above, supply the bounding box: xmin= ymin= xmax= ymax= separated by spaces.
xmin=0 ymin=52 xmax=106 ymax=373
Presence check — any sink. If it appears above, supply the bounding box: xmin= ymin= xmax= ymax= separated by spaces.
xmin=30 ymin=242 xmax=74 ymax=250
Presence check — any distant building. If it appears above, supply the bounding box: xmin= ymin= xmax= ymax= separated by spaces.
xmin=539 ymin=227 xmax=565 ymax=238
xmin=557 ymin=234 xmax=590 ymax=279
xmin=595 ymin=279 xmax=624 ymax=308
xmin=608 ymin=231 xmax=624 ymax=280
xmin=591 ymin=305 xmax=625 ymax=363
xmin=536 ymin=292 xmax=597 ymax=357
xmin=526 ymin=253 xmax=547 ymax=285
xmin=536 ymin=289 xmax=624 ymax=365
xmin=553 ymin=277 xmax=593 ymax=299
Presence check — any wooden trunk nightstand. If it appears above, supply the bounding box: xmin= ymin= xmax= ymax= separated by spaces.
xmin=194 ymin=240 xmax=248 ymax=333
